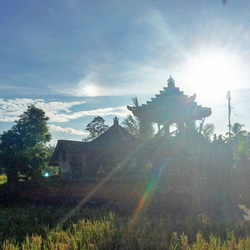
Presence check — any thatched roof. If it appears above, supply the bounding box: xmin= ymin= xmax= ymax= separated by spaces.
xmin=88 ymin=117 xmax=140 ymax=150
xmin=49 ymin=117 xmax=140 ymax=166
xmin=49 ymin=140 xmax=88 ymax=166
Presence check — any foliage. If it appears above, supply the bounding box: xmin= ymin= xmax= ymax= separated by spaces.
xmin=121 ymin=114 xmax=140 ymax=138
xmin=1 ymin=202 xmax=250 ymax=249
xmin=124 ymin=97 xmax=154 ymax=140
xmin=224 ymin=122 xmax=250 ymax=167
xmin=41 ymin=145 xmax=59 ymax=176
xmin=0 ymin=105 xmax=51 ymax=183
xmin=0 ymin=175 xmax=7 ymax=185
xmin=83 ymin=116 xmax=109 ymax=142
xmin=201 ymin=123 xmax=215 ymax=141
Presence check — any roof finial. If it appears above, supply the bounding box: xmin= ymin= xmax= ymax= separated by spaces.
xmin=167 ymin=75 xmax=175 ymax=88
xmin=113 ymin=116 xmax=119 ymax=126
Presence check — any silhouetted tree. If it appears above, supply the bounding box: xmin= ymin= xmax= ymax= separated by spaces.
xmin=201 ymin=123 xmax=215 ymax=142
xmin=225 ymin=122 xmax=250 ymax=168
xmin=0 ymin=105 xmax=51 ymax=183
xmin=83 ymin=116 xmax=109 ymax=142
xmin=125 ymin=97 xmax=154 ymax=140
xmin=122 ymin=114 xmax=140 ymax=138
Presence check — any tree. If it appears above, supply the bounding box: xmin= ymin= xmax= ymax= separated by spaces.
xmin=201 ymin=123 xmax=215 ymax=142
xmin=124 ymin=97 xmax=154 ymax=140
xmin=226 ymin=122 xmax=246 ymax=146
xmin=83 ymin=116 xmax=109 ymax=142
xmin=225 ymin=122 xmax=249 ymax=167
xmin=0 ymin=105 xmax=51 ymax=183
xmin=42 ymin=144 xmax=59 ymax=176
xmin=122 ymin=114 xmax=140 ymax=138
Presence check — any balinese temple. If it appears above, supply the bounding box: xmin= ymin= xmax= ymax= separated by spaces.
xmin=50 ymin=117 xmax=140 ymax=179
xmin=127 ymin=76 xmax=212 ymax=135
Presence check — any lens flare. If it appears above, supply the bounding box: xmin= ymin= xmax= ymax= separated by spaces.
xmin=129 ymin=169 xmax=163 ymax=230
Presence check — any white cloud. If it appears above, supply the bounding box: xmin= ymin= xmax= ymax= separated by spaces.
xmin=0 ymin=98 xmax=129 ymax=123
xmin=74 ymin=106 xmax=129 ymax=118
xmin=0 ymin=98 xmax=85 ymax=122
xmin=49 ymin=124 xmax=88 ymax=136
xmin=0 ymin=98 xmax=41 ymax=122
xmin=47 ymin=106 xmax=129 ymax=122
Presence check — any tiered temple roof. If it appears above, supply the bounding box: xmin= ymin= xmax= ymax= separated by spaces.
xmin=127 ymin=77 xmax=212 ymax=125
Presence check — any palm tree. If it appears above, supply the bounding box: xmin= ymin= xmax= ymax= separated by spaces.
xmin=226 ymin=122 xmax=248 ymax=167
xmin=123 ymin=97 xmax=154 ymax=140
xmin=121 ymin=114 xmax=140 ymax=138
xmin=201 ymin=123 xmax=215 ymax=142
xmin=226 ymin=122 xmax=246 ymax=143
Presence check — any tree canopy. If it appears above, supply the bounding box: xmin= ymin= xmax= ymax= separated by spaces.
xmin=84 ymin=116 xmax=109 ymax=142
xmin=0 ymin=105 xmax=51 ymax=183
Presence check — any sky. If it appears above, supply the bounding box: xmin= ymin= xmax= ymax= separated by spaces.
xmin=1 ymin=0 xmax=250 ymax=145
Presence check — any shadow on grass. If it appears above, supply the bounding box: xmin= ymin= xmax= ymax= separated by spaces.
xmin=0 ymin=184 xmax=118 ymax=244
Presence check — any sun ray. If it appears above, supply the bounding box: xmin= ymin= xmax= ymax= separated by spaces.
xmin=128 ymin=168 xmax=163 ymax=230
xmin=58 ymin=144 xmax=145 ymax=227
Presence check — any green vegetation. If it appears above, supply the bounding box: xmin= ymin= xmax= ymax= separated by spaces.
xmin=1 ymin=202 xmax=250 ymax=249
xmin=83 ymin=116 xmax=109 ymax=142
xmin=0 ymin=175 xmax=7 ymax=185
xmin=0 ymin=95 xmax=250 ymax=248
xmin=0 ymin=105 xmax=52 ymax=184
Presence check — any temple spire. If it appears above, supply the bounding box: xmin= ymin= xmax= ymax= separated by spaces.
xmin=167 ymin=76 xmax=175 ymax=88
xmin=113 ymin=116 xmax=119 ymax=126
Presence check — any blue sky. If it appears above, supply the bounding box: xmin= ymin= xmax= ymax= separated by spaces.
xmin=1 ymin=0 xmax=250 ymax=144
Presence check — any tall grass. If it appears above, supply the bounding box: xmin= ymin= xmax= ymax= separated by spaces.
xmin=2 ymin=214 xmax=250 ymax=249
xmin=1 ymin=202 xmax=250 ymax=249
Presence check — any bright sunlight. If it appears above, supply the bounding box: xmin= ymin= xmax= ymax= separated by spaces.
xmin=183 ymin=49 xmax=245 ymax=105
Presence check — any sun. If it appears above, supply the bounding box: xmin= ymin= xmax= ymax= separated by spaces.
xmin=182 ymin=49 xmax=244 ymax=105
xmin=83 ymin=84 xmax=100 ymax=96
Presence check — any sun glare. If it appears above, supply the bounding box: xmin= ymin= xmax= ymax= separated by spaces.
xmin=82 ymin=84 xmax=99 ymax=96
xmin=183 ymin=49 xmax=244 ymax=105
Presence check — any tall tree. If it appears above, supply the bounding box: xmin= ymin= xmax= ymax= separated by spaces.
xmin=84 ymin=116 xmax=109 ymax=142
xmin=0 ymin=105 xmax=51 ymax=183
xmin=121 ymin=114 xmax=140 ymax=138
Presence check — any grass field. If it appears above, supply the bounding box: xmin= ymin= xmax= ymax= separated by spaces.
xmin=1 ymin=199 xmax=250 ymax=249
xmin=1 ymin=172 xmax=250 ymax=249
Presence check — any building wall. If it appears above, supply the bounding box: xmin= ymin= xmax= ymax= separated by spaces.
xmin=58 ymin=151 xmax=87 ymax=180
xmin=10 ymin=175 xmax=195 ymax=215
